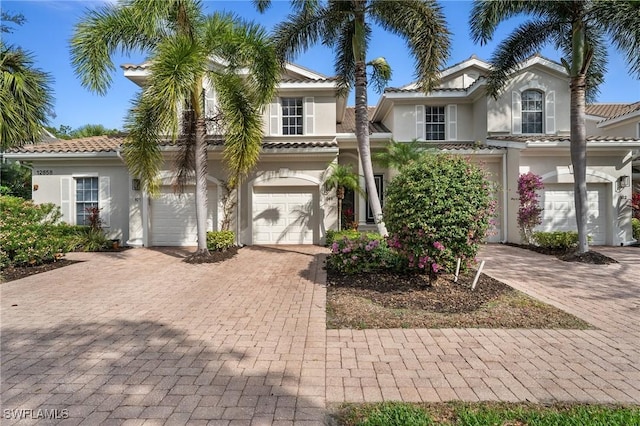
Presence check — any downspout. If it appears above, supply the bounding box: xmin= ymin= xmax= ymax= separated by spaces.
xmin=502 ymin=150 xmax=508 ymax=243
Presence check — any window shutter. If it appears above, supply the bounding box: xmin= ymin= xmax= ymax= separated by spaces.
xmin=447 ymin=104 xmax=457 ymax=141
xmin=545 ymin=91 xmax=555 ymax=134
xmin=416 ymin=105 xmax=425 ymax=140
xmin=60 ymin=177 xmax=71 ymax=224
xmin=269 ymin=100 xmax=280 ymax=135
xmin=304 ymin=97 xmax=314 ymax=135
xmin=512 ymin=91 xmax=522 ymax=134
xmin=99 ymin=176 xmax=111 ymax=228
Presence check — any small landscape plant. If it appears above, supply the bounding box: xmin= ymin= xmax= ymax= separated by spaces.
xmin=326 ymin=229 xmax=366 ymax=246
xmin=326 ymin=232 xmax=400 ymax=274
xmin=206 ymin=230 xmax=235 ymax=251
xmin=517 ymin=172 xmax=544 ymax=244
xmin=383 ymin=154 xmax=496 ymax=277
xmin=532 ymin=231 xmax=582 ymax=251
xmin=632 ymin=192 xmax=640 ymax=220
xmin=632 ymin=217 xmax=640 ymax=241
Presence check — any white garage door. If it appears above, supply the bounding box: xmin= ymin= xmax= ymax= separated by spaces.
xmin=150 ymin=186 xmax=216 ymax=246
xmin=539 ymin=183 xmax=608 ymax=245
xmin=252 ymin=187 xmax=316 ymax=244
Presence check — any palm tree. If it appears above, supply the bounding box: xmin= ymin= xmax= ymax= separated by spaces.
xmin=0 ymin=41 xmax=54 ymax=149
xmin=263 ymin=0 xmax=450 ymax=236
xmin=470 ymin=0 xmax=640 ymax=253
xmin=71 ymin=0 xmax=279 ymax=260
xmin=323 ymin=163 xmax=363 ymax=230
xmin=373 ymin=139 xmax=431 ymax=170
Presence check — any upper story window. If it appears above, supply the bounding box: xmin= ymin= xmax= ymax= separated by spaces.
xmin=521 ymin=90 xmax=543 ymax=134
xmin=425 ymin=106 xmax=446 ymax=140
xmin=76 ymin=177 xmax=99 ymax=225
xmin=281 ymin=97 xmax=303 ymax=135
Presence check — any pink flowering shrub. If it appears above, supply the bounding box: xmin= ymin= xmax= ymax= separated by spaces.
xmin=517 ymin=172 xmax=544 ymax=244
xmin=383 ymin=154 xmax=496 ymax=277
xmin=326 ymin=233 xmax=400 ymax=274
xmin=632 ymin=192 xmax=640 ymax=220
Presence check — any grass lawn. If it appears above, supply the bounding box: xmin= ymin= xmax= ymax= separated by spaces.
xmin=330 ymin=401 xmax=640 ymax=425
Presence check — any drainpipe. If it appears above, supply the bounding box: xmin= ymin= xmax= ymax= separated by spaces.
xmin=502 ymin=150 xmax=508 ymax=243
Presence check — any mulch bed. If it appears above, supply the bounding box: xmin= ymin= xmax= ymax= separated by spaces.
xmin=326 ymin=268 xmax=592 ymax=329
xmin=505 ymin=243 xmax=618 ymax=264
xmin=1 ymin=259 xmax=82 ymax=283
xmin=183 ymin=246 xmax=239 ymax=264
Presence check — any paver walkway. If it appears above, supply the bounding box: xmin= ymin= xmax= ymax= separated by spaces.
xmin=2 ymin=244 xmax=639 ymax=425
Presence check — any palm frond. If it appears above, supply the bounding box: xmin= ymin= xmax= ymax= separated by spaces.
xmin=591 ymin=0 xmax=640 ymax=77
xmin=367 ymin=57 xmax=392 ymax=94
xmin=0 ymin=43 xmax=54 ymax=148
xmin=370 ymin=0 xmax=450 ymax=92
xmin=323 ymin=163 xmax=364 ymax=196
xmin=373 ymin=139 xmax=430 ymax=169
xmin=485 ymin=19 xmax=560 ymax=98
xmin=272 ymin=4 xmax=327 ymax=63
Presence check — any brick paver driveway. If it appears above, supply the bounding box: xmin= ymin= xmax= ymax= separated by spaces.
xmin=2 ymin=244 xmax=639 ymax=425
xmin=2 ymin=246 xmax=328 ymax=425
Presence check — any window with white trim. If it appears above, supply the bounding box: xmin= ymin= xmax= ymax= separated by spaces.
xmin=75 ymin=177 xmax=99 ymax=225
xmin=522 ymin=90 xmax=543 ymax=134
xmin=281 ymin=97 xmax=303 ymax=135
xmin=425 ymin=106 xmax=445 ymax=140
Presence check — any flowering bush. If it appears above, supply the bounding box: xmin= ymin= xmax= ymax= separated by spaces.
xmin=632 ymin=192 xmax=640 ymax=220
xmin=632 ymin=218 xmax=640 ymax=241
xmin=517 ymin=172 xmax=544 ymax=244
xmin=383 ymin=154 xmax=496 ymax=277
xmin=326 ymin=233 xmax=400 ymax=274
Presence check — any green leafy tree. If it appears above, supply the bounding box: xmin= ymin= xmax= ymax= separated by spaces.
xmin=71 ymin=0 xmax=279 ymax=260
xmin=0 ymin=161 xmax=32 ymax=199
xmin=1 ymin=12 xmax=54 ymax=148
xmin=470 ymin=0 xmax=640 ymax=253
xmin=70 ymin=124 xmax=119 ymax=138
xmin=263 ymin=0 xmax=450 ymax=236
xmin=323 ymin=163 xmax=363 ymax=230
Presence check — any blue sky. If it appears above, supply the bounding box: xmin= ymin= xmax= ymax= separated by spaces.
xmin=4 ymin=0 xmax=640 ymax=131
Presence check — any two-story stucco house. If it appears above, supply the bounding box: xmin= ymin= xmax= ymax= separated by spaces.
xmin=6 ymin=55 xmax=640 ymax=247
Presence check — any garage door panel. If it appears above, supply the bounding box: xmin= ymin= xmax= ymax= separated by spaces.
xmin=252 ymin=187 xmax=315 ymax=244
xmin=538 ymin=184 xmax=607 ymax=245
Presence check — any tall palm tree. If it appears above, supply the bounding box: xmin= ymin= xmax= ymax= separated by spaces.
xmin=71 ymin=0 xmax=279 ymax=260
xmin=263 ymin=0 xmax=449 ymax=235
xmin=323 ymin=162 xmax=363 ymax=230
xmin=470 ymin=0 xmax=640 ymax=253
xmin=0 ymin=42 xmax=54 ymax=149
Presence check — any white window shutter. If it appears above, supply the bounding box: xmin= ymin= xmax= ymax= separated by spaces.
xmin=205 ymin=88 xmax=216 ymax=117
xmin=545 ymin=91 xmax=556 ymax=134
xmin=416 ymin=105 xmax=425 ymax=140
xmin=512 ymin=91 xmax=522 ymax=134
xmin=304 ymin=97 xmax=314 ymax=135
xmin=99 ymin=176 xmax=111 ymax=228
xmin=60 ymin=177 xmax=71 ymax=224
xmin=447 ymin=104 xmax=457 ymax=141
xmin=269 ymin=100 xmax=280 ymax=135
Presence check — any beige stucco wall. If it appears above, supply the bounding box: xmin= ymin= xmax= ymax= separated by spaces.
xmin=30 ymin=158 xmax=130 ymax=242
xmin=597 ymin=121 xmax=640 ymax=138
xmin=262 ymin=91 xmax=337 ymax=136
xmin=487 ymin=67 xmax=570 ymax=135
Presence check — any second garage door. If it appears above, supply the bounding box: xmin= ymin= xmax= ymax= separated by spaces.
xmin=539 ymin=183 xmax=608 ymax=245
xmin=252 ymin=187 xmax=316 ymax=244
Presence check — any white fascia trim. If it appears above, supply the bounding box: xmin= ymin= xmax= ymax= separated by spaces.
xmin=438 ymin=57 xmax=492 ymax=80
xmin=515 ymin=56 xmax=566 ymax=75
xmin=485 ymin=139 xmax=527 ymax=149
xmin=383 ymin=91 xmax=471 ymax=100
xmin=596 ymin=110 xmax=640 ymax=128
xmin=285 ymin=62 xmax=329 ymax=80
xmin=440 ymin=149 xmax=505 ymax=155
xmin=525 ymin=141 xmax=640 ymax=148
xmin=277 ymin=81 xmax=338 ymax=90
xmin=3 ymin=152 xmax=119 ymax=160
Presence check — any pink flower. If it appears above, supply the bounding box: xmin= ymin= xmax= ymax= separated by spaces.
xmin=433 ymin=241 xmax=445 ymax=251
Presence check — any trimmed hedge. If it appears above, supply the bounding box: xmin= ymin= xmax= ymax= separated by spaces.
xmin=632 ymin=218 xmax=640 ymax=241
xmin=206 ymin=230 xmax=235 ymax=252
xmin=532 ymin=231 xmax=580 ymax=250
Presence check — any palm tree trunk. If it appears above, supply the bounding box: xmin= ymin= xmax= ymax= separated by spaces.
xmin=570 ymin=74 xmax=589 ymax=254
xmin=193 ymin=116 xmax=211 ymax=256
xmin=354 ymin=62 xmax=388 ymax=236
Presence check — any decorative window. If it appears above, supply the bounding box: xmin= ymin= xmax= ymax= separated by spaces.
xmin=76 ymin=177 xmax=99 ymax=225
xmin=366 ymin=174 xmax=384 ymax=224
xmin=425 ymin=106 xmax=445 ymax=140
xmin=521 ymin=90 xmax=543 ymax=133
xmin=281 ymin=97 xmax=303 ymax=135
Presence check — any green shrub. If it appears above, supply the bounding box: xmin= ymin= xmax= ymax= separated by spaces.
xmin=383 ymin=154 xmax=496 ymax=276
xmin=0 ymin=196 xmax=73 ymax=268
xmin=532 ymin=231 xmax=582 ymax=250
xmin=325 ymin=229 xmax=383 ymax=246
xmin=326 ymin=233 xmax=401 ymax=274
xmin=632 ymin=218 xmax=640 ymax=241
xmin=206 ymin=230 xmax=235 ymax=251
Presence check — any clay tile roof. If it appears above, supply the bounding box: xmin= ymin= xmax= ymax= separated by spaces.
xmin=12 ymin=135 xmax=125 ymax=153
xmin=586 ymin=102 xmax=640 ymax=119
xmin=280 ymin=76 xmax=339 ymax=83
xmin=426 ymin=142 xmax=505 ymax=151
xmin=489 ymin=135 xmax=640 ymax=143
xmin=262 ymin=140 xmax=338 ymax=149
xmin=336 ymin=107 xmax=390 ymax=133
